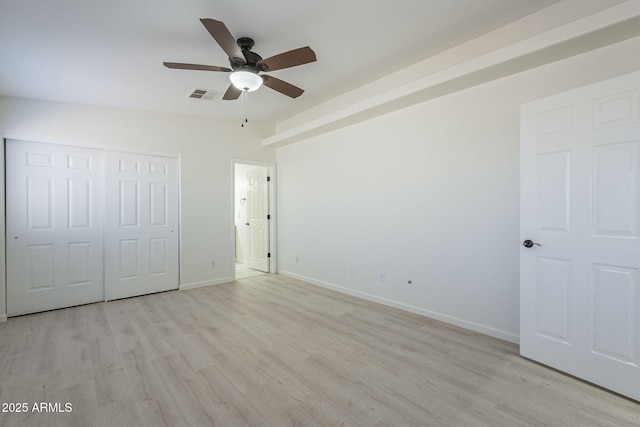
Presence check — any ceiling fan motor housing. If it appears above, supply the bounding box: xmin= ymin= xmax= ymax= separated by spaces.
xmin=231 ymin=37 xmax=267 ymax=72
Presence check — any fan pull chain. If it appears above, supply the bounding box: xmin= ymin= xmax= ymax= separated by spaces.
xmin=241 ymin=90 xmax=249 ymax=127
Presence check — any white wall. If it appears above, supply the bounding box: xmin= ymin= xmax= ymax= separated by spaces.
xmin=276 ymin=36 xmax=640 ymax=343
xmin=0 ymin=97 xmax=275 ymax=318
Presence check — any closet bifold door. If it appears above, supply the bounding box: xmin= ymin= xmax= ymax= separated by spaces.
xmin=104 ymin=151 xmax=179 ymax=300
xmin=6 ymin=140 xmax=105 ymax=316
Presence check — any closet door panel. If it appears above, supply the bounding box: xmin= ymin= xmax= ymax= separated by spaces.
xmin=6 ymin=140 xmax=104 ymax=316
xmin=104 ymin=152 xmax=179 ymax=300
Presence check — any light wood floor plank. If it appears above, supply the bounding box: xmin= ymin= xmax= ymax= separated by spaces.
xmin=0 ymin=274 xmax=638 ymax=426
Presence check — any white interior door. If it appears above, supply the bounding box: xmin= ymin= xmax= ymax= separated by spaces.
xmin=6 ymin=140 xmax=105 ymax=316
xmin=246 ymin=168 xmax=269 ymax=272
xmin=104 ymin=151 xmax=179 ymax=300
xmin=520 ymin=71 xmax=640 ymax=401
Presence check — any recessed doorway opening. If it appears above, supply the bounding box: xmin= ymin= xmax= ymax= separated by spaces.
xmin=233 ymin=160 xmax=276 ymax=280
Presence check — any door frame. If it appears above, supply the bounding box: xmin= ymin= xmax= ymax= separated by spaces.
xmin=231 ymin=159 xmax=276 ymax=277
xmin=1 ymin=133 xmax=182 ymax=320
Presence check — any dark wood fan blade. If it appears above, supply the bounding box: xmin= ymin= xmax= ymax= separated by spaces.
xmin=262 ymin=75 xmax=304 ymax=98
xmin=256 ymin=46 xmax=316 ymax=72
xmin=163 ymin=62 xmax=231 ymax=72
xmin=200 ymin=19 xmax=245 ymax=64
xmin=223 ymin=84 xmax=242 ymax=100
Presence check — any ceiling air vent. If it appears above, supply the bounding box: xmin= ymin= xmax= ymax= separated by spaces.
xmin=187 ymin=88 xmax=220 ymax=101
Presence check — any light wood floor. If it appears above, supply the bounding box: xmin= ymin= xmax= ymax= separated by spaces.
xmin=235 ymin=263 xmax=268 ymax=280
xmin=0 ymin=275 xmax=638 ymax=427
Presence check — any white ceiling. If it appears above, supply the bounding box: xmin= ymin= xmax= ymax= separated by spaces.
xmin=0 ymin=0 xmax=560 ymax=123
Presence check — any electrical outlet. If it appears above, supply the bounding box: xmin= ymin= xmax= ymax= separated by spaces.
xmin=211 ymin=260 xmax=215 ymax=267
xmin=379 ymin=271 xmax=385 ymax=281
xmin=295 ymin=256 xmax=299 ymax=263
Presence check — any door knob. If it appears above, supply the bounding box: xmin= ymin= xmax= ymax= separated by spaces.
xmin=523 ymin=239 xmax=541 ymax=248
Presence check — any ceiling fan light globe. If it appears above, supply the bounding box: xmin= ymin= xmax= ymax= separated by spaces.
xmin=229 ymin=70 xmax=263 ymax=92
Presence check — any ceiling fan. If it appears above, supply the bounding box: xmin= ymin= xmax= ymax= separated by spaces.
xmin=164 ymin=19 xmax=317 ymax=100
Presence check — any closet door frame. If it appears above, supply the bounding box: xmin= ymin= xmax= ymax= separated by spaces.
xmin=1 ymin=134 xmax=180 ymax=318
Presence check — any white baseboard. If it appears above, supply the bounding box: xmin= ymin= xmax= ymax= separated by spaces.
xmin=0 ymin=314 xmax=7 ymax=323
xmin=279 ymin=270 xmax=519 ymax=344
xmin=180 ymin=276 xmax=234 ymax=291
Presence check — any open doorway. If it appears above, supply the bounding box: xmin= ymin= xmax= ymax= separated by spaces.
xmin=233 ymin=160 xmax=275 ymax=279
